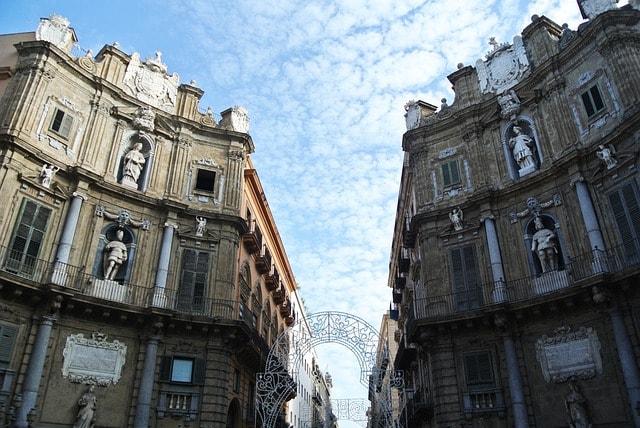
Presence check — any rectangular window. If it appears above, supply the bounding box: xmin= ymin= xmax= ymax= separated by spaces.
xmin=4 ymin=199 xmax=51 ymax=278
xmin=233 ymin=368 xmax=241 ymax=393
xmin=0 ymin=324 xmax=18 ymax=369
xmin=195 ymin=169 xmax=216 ymax=193
xmin=49 ymin=108 xmax=74 ymax=140
xmin=177 ymin=250 xmax=210 ymax=313
xmin=159 ymin=356 xmax=205 ymax=385
xmin=608 ymin=180 xmax=640 ymax=264
xmin=581 ymin=85 xmax=605 ymax=118
xmin=247 ymin=382 xmax=255 ymax=417
xmin=450 ymin=245 xmax=482 ymax=311
xmin=464 ymin=351 xmax=494 ymax=389
xmin=441 ymin=160 xmax=461 ymax=187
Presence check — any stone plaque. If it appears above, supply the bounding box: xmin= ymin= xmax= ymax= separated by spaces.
xmin=535 ymin=325 xmax=602 ymax=383
xmin=62 ymin=332 xmax=127 ymax=386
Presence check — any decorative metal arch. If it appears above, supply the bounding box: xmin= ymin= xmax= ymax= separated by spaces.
xmin=256 ymin=311 xmax=403 ymax=428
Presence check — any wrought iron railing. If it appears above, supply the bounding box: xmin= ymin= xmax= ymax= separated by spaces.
xmin=0 ymin=244 xmax=238 ymax=320
xmin=408 ymin=238 xmax=639 ymax=324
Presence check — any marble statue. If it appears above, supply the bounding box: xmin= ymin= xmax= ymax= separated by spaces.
xmin=449 ymin=207 xmax=464 ymax=231
xmin=565 ymin=381 xmax=590 ymax=428
xmin=195 ymin=216 xmax=206 ymax=237
xmin=39 ymin=163 xmax=60 ymax=188
xmin=498 ymin=89 xmax=521 ymax=119
xmin=509 ymin=126 xmax=536 ymax=171
xmin=531 ymin=217 xmax=557 ymax=273
xmin=104 ymin=230 xmax=127 ymax=280
xmin=121 ymin=143 xmax=145 ymax=186
xmin=74 ymin=385 xmax=97 ymax=428
xmin=596 ymin=144 xmax=617 ymax=169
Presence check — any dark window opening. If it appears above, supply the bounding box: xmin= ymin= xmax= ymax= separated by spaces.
xmin=195 ymin=169 xmax=216 ymax=192
xmin=464 ymin=352 xmax=494 ymax=390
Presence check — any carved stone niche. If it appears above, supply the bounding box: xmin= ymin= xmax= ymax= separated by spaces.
xmin=535 ymin=325 xmax=602 ymax=383
xmin=62 ymin=332 xmax=127 ymax=386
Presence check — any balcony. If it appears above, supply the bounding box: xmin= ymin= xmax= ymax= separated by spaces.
xmin=264 ymin=269 xmax=279 ymax=291
xmin=405 ymin=239 xmax=640 ymax=327
xmin=272 ymin=287 xmax=285 ymax=305
xmin=279 ymin=301 xmax=291 ymax=318
xmin=403 ymin=221 xmax=417 ymax=248
xmin=254 ymin=247 xmax=271 ymax=275
xmin=242 ymin=221 xmax=262 ymax=254
xmin=398 ymin=253 xmax=410 ymax=273
xmin=0 ymin=244 xmax=238 ymax=321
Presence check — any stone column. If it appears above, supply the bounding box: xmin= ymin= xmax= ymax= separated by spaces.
xmin=134 ymin=335 xmax=160 ymax=428
xmin=571 ymin=177 xmax=607 ymax=272
xmin=502 ymin=331 xmax=528 ymax=428
xmin=52 ymin=192 xmax=86 ymax=286
xmin=610 ymin=307 xmax=640 ymax=427
xmin=14 ymin=315 xmax=55 ymax=428
xmin=483 ymin=216 xmax=507 ymax=302
xmin=151 ymin=222 xmax=177 ymax=308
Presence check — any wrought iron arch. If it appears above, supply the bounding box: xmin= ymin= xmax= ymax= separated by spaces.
xmin=256 ymin=311 xmax=402 ymax=428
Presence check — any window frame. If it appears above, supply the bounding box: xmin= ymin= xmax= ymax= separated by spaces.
xmin=48 ymin=107 xmax=75 ymax=140
xmin=177 ymin=249 xmax=210 ymax=313
xmin=194 ymin=168 xmax=216 ymax=193
xmin=5 ymin=199 xmax=52 ymax=278
xmin=441 ymin=159 xmax=461 ymax=188
xmin=463 ymin=351 xmax=495 ymax=391
xmin=449 ymin=245 xmax=482 ymax=311
xmin=581 ymin=84 xmax=606 ymax=119
xmin=607 ymin=180 xmax=640 ymax=263
xmin=159 ymin=355 xmax=205 ymax=385
xmin=0 ymin=324 xmax=18 ymax=369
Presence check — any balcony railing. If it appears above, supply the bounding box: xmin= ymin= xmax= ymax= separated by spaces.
xmin=462 ymin=389 xmax=505 ymax=415
xmin=0 ymin=244 xmax=237 ymax=320
xmin=408 ymin=239 xmax=640 ymax=324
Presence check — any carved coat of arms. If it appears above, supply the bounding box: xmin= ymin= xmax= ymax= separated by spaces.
xmin=123 ymin=51 xmax=179 ymax=113
xmin=476 ymin=36 xmax=529 ymax=94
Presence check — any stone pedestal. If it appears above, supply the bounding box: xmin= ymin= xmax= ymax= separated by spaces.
xmin=92 ymin=279 xmax=127 ymax=302
xmin=531 ymin=270 xmax=569 ymax=294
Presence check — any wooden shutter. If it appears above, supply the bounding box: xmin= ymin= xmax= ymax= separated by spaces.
xmin=608 ymin=182 xmax=640 ymax=262
xmin=0 ymin=324 xmax=18 ymax=368
xmin=464 ymin=352 xmax=493 ymax=386
xmin=7 ymin=200 xmax=51 ymax=275
xmin=159 ymin=355 xmax=173 ymax=382
xmin=193 ymin=358 xmax=206 ymax=385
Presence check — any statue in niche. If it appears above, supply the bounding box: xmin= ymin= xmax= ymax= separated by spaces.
xmin=103 ymin=229 xmax=128 ymax=280
xmin=509 ymin=125 xmax=536 ymax=172
xmin=596 ymin=144 xmax=617 ymax=169
xmin=121 ymin=143 xmax=146 ymax=187
xmin=39 ymin=163 xmax=60 ymax=188
xmin=449 ymin=207 xmax=463 ymax=231
xmin=531 ymin=216 xmax=557 ymax=273
xmin=74 ymin=384 xmax=97 ymax=428
xmin=195 ymin=216 xmax=206 ymax=237
xmin=498 ymin=89 xmax=521 ymax=119
xmin=565 ymin=380 xmax=590 ymax=428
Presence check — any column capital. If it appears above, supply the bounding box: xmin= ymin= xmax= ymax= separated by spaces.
xmin=72 ymin=191 xmax=88 ymax=201
xmin=164 ymin=221 xmax=179 ymax=229
xmin=569 ymin=176 xmax=585 ymax=187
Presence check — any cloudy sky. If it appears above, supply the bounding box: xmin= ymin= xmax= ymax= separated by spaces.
xmin=1 ymin=0 xmax=598 ymax=425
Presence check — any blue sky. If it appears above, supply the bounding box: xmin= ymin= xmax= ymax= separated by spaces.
xmin=1 ymin=0 xmax=594 ymax=425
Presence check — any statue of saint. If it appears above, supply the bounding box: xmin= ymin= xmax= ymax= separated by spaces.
xmin=565 ymin=381 xmax=590 ymax=428
xmin=195 ymin=216 xmax=206 ymax=237
xmin=74 ymin=385 xmax=97 ymax=428
xmin=596 ymin=144 xmax=617 ymax=169
xmin=121 ymin=143 xmax=145 ymax=185
xmin=449 ymin=207 xmax=463 ymax=231
xmin=104 ymin=229 xmax=127 ymax=280
xmin=531 ymin=217 xmax=557 ymax=273
xmin=509 ymin=126 xmax=536 ymax=170
xmin=39 ymin=164 xmax=59 ymax=188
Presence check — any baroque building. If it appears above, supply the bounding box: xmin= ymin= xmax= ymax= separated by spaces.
xmin=389 ymin=1 xmax=640 ymax=427
xmin=0 ymin=14 xmax=304 ymax=428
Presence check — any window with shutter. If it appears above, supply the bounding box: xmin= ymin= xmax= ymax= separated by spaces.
xmin=0 ymin=324 xmax=18 ymax=369
xmin=464 ymin=351 xmax=494 ymax=390
xmin=4 ymin=199 xmax=51 ymax=278
xmin=49 ymin=108 xmax=75 ymax=140
xmin=442 ymin=160 xmax=461 ymax=187
xmin=178 ymin=249 xmax=210 ymax=313
xmin=450 ymin=245 xmax=482 ymax=311
xmin=608 ymin=181 xmax=640 ymax=264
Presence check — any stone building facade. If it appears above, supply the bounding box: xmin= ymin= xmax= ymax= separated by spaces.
xmin=389 ymin=1 xmax=640 ymax=427
xmin=0 ymin=15 xmax=300 ymax=428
